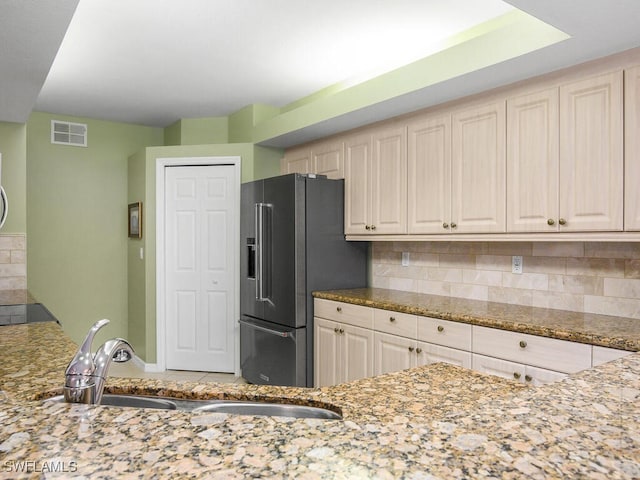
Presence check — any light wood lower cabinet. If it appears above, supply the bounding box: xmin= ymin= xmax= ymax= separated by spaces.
xmin=314 ymin=317 xmax=374 ymax=387
xmin=417 ymin=342 xmax=472 ymax=369
xmin=472 ymin=354 xmax=567 ymax=386
xmin=314 ymin=299 xmax=629 ymax=387
xmin=374 ymin=331 xmax=417 ymax=376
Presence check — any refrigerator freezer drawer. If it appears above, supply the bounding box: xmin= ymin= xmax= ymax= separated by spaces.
xmin=239 ymin=317 xmax=307 ymax=387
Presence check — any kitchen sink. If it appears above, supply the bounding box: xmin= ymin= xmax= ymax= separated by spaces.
xmin=44 ymin=394 xmax=342 ymax=419
xmin=191 ymin=401 xmax=342 ymax=419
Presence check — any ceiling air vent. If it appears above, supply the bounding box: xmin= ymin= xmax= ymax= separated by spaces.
xmin=51 ymin=120 xmax=87 ymax=147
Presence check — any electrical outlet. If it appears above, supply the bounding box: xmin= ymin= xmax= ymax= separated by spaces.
xmin=401 ymin=252 xmax=410 ymax=267
xmin=512 ymin=255 xmax=523 ymax=274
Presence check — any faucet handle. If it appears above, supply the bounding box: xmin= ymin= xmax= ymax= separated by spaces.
xmin=64 ymin=319 xmax=110 ymax=380
xmin=78 ymin=319 xmax=110 ymax=355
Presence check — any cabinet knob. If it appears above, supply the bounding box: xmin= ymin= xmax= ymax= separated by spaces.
xmin=339 ymin=328 xmax=344 ymax=334
xmin=443 ymin=223 xmax=449 ymax=229
xmin=336 ymin=306 xmax=342 ymax=313
xmin=519 ymin=340 xmax=527 ymax=349
xmin=558 ymin=218 xmax=567 ymax=226
xmin=408 ymin=347 xmax=415 ymax=352
xmin=547 ymin=218 xmax=555 ymax=226
xmin=525 ymin=375 xmax=533 ymax=383
xmin=365 ymin=225 xmax=371 ymax=231
xmin=513 ymin=372 xmax=521 ymax=380
xmin=334 ymin=327 xmax=339 ymax=333
xmin=416 ymin=348 xmax=422 ymax=354
xmin=389 ymin=316 xmax=396 ymax=323
xmin=450 ymin=222 xmax=457 ymax=229
xmin=437 ymin=325 xmax=444 ymax=333
xmin=371 ymin=225 xmax=377 ymax=231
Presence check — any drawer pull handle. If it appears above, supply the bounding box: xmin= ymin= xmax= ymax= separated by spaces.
xmin=513 ymin=372 xmax=521 ymax=380
xmin=408 ymin=347 xmax=415 ymax=352
xmin=437 ymin=325 xmax=444 ymax=333
xmin=416 ymin=348 xmax=422 ymax=354
xmin=336 ymin=307 xmax=342 ymax=313
xmin=389 ymin=316 xmax=396 ymax=323
xmin=525 ymin=375 xmax=532 ymax=383
xmin=519 ymin=340 xmax=527 ymax=349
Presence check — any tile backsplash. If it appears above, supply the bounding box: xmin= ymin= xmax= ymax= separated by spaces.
xmin=0 ymin=234 xmax=26 ymax=290
xmin=371 ymin=241 xmax=640 ymax=319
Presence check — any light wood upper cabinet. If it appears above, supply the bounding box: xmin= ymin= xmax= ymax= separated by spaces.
xmin=344 ymin=125 xmax=407 ymax=235
xmin=558 ymin=70 xmax=623 ymax=231
xmin=625 ymin=65 xmax=640 ymax=231
xmin=451 ymin=100 xmax=506 ymax=233
xmin=507 ymin=88 xmax=560 ymax=232
xmin=281 ymin=146 xmax=311 ymax=175
xmin=344 ymin=133 xmax=372 ymax=234
xmin=408 ymin=113 xmax=451 ymax=234
xmin=371 ymin=125 xmax=407 ymax=234
xmin=312 ymin=139 xmax=344 ymax=179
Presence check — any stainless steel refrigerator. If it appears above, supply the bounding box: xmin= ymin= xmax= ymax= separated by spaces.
xmin=240 ymin=173 xmax=368 ymax=387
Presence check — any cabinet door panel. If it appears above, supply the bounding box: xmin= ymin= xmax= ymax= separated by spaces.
xmin=524 ymin=365 xmax=567 ymax=386
xmin=472 ymin=353 xmax=524 ymax=382
xmin=371 ymin=126 xmax=407 ymax=234
xmin=374 ymin=332 xmax=415 ymax=376
xmin=452 ymin=101 xmax=506 ymax=233
xmin=625 ymin=66 xmax=640 ymax=230
xmin=314 ymin=318 xmax=340 ymax=387
xmin=313 ymin=140 xmax=344 ymax=179
xmin=281 ymin=147 xmax=311 ymax=175
xmin=417 ymin=342 xmax=472 ymax=369
xmin=342 ymin=324 xmax=374 ymax=383
xmin=344 ymin=134 xmax=372 ymax=234
xmin=408 ymin=114 xmax=451 ymax=234
xmin=507 ymin=88 xmax=559 ymax=232
xmin=559 ymin=71 xmax=623 ymax=231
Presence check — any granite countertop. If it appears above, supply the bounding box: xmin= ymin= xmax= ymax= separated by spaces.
xmin=0 ymin=321 xmax=639 ymax=478
xmin=314 ymin=287 xmax=640 ymax=352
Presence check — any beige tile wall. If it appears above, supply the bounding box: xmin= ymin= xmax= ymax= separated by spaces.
xmin=0 ymin=234 xmax=26 ymax=290
xmin=371 ymin=242 xmax=640 ymax=319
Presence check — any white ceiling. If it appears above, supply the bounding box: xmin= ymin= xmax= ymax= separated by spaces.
xmin=2 ymin=0 xmax=640 ymax=147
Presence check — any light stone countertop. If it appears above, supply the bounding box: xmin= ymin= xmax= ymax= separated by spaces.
xmin=0 ymin=320 xmax=638 ymax=478
xmin=314 ymin=287 xmax=640 ymax=351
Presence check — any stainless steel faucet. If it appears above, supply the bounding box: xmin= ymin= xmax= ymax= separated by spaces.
xmin=64 ymin=319 xmax=135 ymax=405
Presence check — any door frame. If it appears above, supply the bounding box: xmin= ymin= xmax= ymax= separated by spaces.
xmin=155 ymin=156 xmax=241 ymax=375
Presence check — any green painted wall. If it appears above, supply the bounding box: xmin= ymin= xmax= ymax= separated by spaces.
xmin=0 ymin=122 xmax=27 ymax=234
xmin=128 ymin=143 xmax=281 ymax=362
xmin=164 ymin=118 xmax=230 ymax=146
xmin=27 ymin=112 xmax=163 ymax=347
xmin=228 ymin=104 xmax=280 ymax=143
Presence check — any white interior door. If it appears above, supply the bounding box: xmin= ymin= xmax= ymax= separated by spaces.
xmin=165 ymin=164 xmax=236 ymax=372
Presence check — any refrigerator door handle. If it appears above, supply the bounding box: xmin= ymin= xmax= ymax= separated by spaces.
xmin=239 ymin=318 xmax=293 ymax=339
xmin=255 ymin=202 xmax=273 ymax=303
xmin=254 ymin=203 xmax=262 ymax=300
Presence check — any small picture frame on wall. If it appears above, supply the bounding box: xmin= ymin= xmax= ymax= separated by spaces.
xmin=128 ymin=202 xmax=142 ymax=238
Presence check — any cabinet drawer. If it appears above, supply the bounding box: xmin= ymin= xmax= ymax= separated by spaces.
xmin=373 ymin=308 xmax=417 ymax=338
xmin=417 ymin=317 xmax=472 ymax=351
xmin=592 ymin=346 xmax=632 ymax=366
xmin=314 ymin=299 xmax=373 ymax=329
xmin=472 ymin=325 xmax=591 ymax=373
